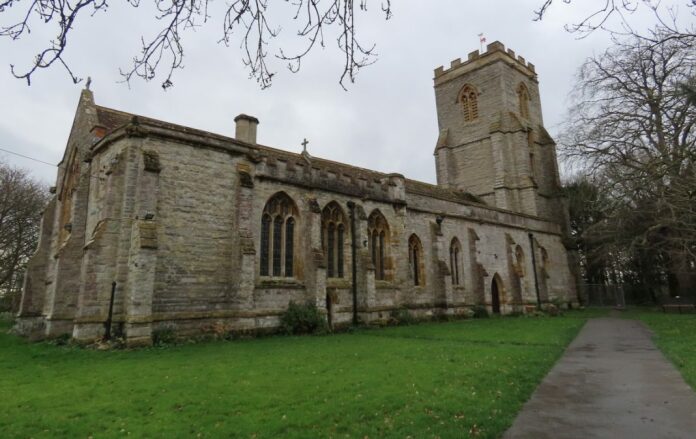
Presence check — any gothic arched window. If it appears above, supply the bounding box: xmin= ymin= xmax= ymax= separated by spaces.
xmin=515 ymin=245 xmax=526 ymax=277
xmin=540 ymin=247 xmax=549 ymax=271
xmin=408 ymin=234 xmax=425 ymax=286
xmin=260 ymin=192 xmax=298 ymax=278
xmin=321 ymin=202 xmax=348 ymax=278
xmin=260 ymin=215 xmax=271 ymax=276
xmin=517 ymin=83 xmax=530 ymax=119
xmin=368 ymin=210 xmax=390 ymax=281
xmin=58 ymin=149 xmax=80 ymax=244
xmin=458 ymin=85 xmax=479 ymax=122
xmin=450 ymin=238 xmax=462 ymax=286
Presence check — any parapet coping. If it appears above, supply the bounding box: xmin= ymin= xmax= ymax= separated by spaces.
xmin=433 ymin=41 xmax=537 ymax=85
xmin=88 ymin=104 xmax=561 ymax=228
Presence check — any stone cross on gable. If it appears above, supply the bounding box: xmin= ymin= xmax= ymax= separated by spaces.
xmin=300 ymin=138 xmax=312 ymax=165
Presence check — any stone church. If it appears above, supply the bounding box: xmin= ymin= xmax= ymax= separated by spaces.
xmin=16 ymin=42 xmax=579 ymax=345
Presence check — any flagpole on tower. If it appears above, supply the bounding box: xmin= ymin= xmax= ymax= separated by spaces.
xmin=478 ymin=33 xmax=486 ymax=52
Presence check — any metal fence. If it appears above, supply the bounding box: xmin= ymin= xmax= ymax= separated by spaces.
xmin=583 ymin=284 xmax=626 ymax=307
xmin=581 ymin=283 xmax=663 ymax=307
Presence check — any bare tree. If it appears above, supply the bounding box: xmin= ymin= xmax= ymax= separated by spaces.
xmin=534 ymin=0 xmax=696 ymax=39
xmin=0 ymin=0 xmax=392 ymax=89
xmin=560 ymin=33 xmax=696 ymax=297
xmin=0 ymin=160 xmax=48 ymax=312
xmin=535 ymin=1 xmax=696 ymax=111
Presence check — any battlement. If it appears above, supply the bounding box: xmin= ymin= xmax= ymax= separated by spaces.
xmin=433 ymin=41 xmax=536 ymax=82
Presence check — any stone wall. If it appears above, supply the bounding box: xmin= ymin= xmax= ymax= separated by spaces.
xmin=15 ymin=47 xmax=580 ymax=345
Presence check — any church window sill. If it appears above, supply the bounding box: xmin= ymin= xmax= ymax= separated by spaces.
xmin=257 ymin=278 xmax=305 ymax=289
xmin=327 ymin=278 xmax=350 ymax=289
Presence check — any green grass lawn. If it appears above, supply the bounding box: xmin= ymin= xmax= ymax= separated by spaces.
xmin=620 ymin=308 xmax=696 ymax=390
xmin=0 ymin=313 xmax=598 ymax=439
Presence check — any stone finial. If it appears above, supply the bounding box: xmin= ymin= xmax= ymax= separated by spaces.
xmin=234 ymin=114 xmax=259 ymax=144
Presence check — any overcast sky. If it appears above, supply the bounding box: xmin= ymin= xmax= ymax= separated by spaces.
xmin=0 ymin=0 xmax=682 ymax=185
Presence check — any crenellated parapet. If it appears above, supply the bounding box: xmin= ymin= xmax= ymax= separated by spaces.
xmin=434 ymin=41 xmax=537 ymax=86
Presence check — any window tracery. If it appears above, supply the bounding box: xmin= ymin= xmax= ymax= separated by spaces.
xmin=368 ymin=210 xmax=390 ymax=280
xmin=260 ymin=192 xmax=298 ymax=278
xmin=321 ymin=202 xmax=347 ymax=278
xmin=459 ymin=85 xmax=479 ymax=122
xmin=408 ymin=234 xmax=425 ymax=286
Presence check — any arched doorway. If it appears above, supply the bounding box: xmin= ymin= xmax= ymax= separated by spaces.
xmin=491 ymin=275 xmax=503 ymax=315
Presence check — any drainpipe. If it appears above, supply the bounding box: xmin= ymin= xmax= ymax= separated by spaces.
xmin=528 ymin=232 xmax=542 ymax=310
xmin=347 ymin=201 xmax=358 ymax=325
xmin=104 ymin=281 xmax=117 ymax=341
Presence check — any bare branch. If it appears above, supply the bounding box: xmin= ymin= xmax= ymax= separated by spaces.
xmin=535 ymin=0 xmax=696 ymax=41
xmin=0 ymin=0 xmax=392 ymax=88
xmin=560 ymin=33 xmax=696 ymax=293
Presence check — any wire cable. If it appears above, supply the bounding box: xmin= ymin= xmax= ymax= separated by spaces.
xmin=0 ymin=146 xmax=108 ymax=182
xmin=0 ymin=147 xmax=59 ymax=167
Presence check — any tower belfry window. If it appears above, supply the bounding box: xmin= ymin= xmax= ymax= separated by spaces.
xmin=459 ymin=85 xmax=478 ymax=122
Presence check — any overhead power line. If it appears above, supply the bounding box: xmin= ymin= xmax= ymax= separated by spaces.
xmin=0 ymin=147 xmax=59 ymax=167
xmin=0 ymin=147 xmax=107 ymax=182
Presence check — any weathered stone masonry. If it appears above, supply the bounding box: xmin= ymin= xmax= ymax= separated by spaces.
xmin=16 ymin=42 xmax=579 ymax=345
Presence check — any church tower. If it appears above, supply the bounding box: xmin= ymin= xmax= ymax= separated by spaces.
xmin=433 ymin=41 xmax=564 ymax=223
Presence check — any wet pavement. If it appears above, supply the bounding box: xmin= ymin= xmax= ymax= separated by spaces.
xmin=503 ymin=317 xmax=696 ymax=438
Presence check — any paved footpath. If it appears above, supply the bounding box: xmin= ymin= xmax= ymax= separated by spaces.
xmin=503 ymin=317 xmax=696 ymax=439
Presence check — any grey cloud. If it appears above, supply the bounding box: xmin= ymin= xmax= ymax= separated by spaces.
xmin=0 ymin=0 xmax=675 ymax=185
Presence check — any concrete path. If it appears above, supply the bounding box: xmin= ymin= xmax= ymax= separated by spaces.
xmin=503 ymin=318 xmax=696 ymax=439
